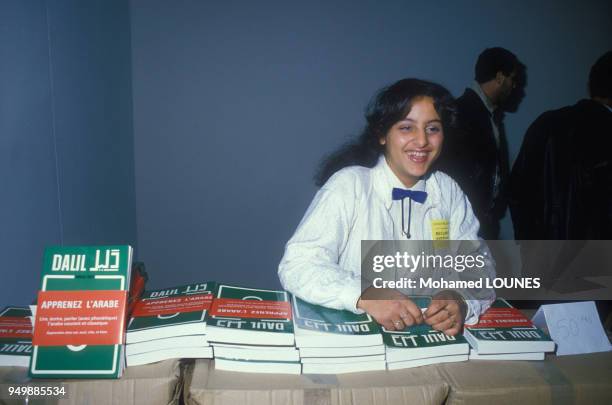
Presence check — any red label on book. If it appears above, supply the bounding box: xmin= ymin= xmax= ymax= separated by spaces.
xmin=470 ymin=307 xmax=533 ymax=328
xmin=209 ymin=298 xmax=292 ymax=319
xmin=33 ymin=290 xmax=127 ymax=346
xmin=131 ymin=293 xmax=213 ymax=317
xmin=0 ymin=317 xmax=32 ymax=339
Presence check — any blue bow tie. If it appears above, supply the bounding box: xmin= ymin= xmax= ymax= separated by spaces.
xmin=392 ymin=188 xmax=427 ymax=204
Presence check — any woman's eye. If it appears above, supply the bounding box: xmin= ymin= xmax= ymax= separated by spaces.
xmin=426 ymin=126 xmax=441 ymax=134
xmin=399 ymin=126 xmax=412 ymax=132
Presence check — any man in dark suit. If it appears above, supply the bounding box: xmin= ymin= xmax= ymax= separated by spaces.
xmin=439 ymin=47 xmax=526 ymax=239
xmin=510 ymin=51 xmax=612 ymax=240
xmin=509 ymin=51 xmax=612 ymax=328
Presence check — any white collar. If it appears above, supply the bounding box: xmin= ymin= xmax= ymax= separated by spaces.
xmin=372 ymin=155 xmax=427 ymax=210
xmin=471 ymin=81 xmax=496 ymax=114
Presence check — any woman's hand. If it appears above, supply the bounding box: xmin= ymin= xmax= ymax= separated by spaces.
xmin=357 ymin=287 xmax=423 ymax=331
xmin=424 ymin=290 xmax=467 ymax=336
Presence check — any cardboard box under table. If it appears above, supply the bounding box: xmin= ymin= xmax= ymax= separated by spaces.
xmin=184 ymin=359 xmax=450 ymax=405
xmin=439 ymin=351 xmax=612 ymax=405
xmin=0 ymin=359 xmax=184 ymax=405
xmin=184 ymin=353 xmax=612 ymax=405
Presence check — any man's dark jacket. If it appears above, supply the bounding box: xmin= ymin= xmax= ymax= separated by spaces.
xmin=437 ymin=88 xmax=509 ymax=239
xmin=510 ymin=99 xmax=612 ymax=239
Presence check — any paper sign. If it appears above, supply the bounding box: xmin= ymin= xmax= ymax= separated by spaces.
xmin=430 ymin=220 xmax=449 ymax=240
xmin=532 ymin=301 xmax=611 ymax=356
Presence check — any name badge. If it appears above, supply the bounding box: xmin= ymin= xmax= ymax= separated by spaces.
xmin=431 ymin=220 xmax=449 ymax=241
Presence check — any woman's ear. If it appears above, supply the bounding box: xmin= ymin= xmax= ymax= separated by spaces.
xmin=379 ymin=136 xmax=386 ymax=146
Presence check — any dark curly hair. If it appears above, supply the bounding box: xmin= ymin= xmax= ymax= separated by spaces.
xmin=314 ymin=78 xmax=457 ymax=186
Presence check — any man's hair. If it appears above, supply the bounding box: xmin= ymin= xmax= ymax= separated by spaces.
xmin=474 ymin=47 xmax=520 ymax=84
xmin=589 ymin=51 xmax=612 ymax=99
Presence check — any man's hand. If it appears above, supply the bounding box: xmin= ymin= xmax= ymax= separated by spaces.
xmin=357 ymin=287 xmax=423 ymax=331
xmin=424 ymin=290 xmax=467 ymax=336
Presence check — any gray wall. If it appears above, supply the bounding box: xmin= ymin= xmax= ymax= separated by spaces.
xmin=2 ymin=1 xmax=611 ymax=304
xmin=130 ymin=0 xmax=611 ymax=290
xmin=0 ymin=0 xmax=136 ymax=306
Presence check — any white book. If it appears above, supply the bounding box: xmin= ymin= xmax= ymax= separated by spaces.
xmin=206 ymin=327 xmax=294 ymax=346
xmin=126 ymin=335 xmax=207 ymax=356
xmin=299 ymin=345 xmax=385 ymax=358
xmin=0 ymin=354 xmax=30 ymax=368
xmin=301 ymin=354 xmax=385 ymax=364
xmin=302 ymin=360 xmax=386 ymax=374
xmin=214 ymin=358 xmax=301 ymax=374
xmin=212 ymin=344 xmax=299 ymax=362
xmin=468 ymin=350 xmax=545 ymax=361
xmin=386 ymin=354 xmax=468 ymax=370
xmin=127 ymin=322 xmax=208 ymax=344
xmin=385 ymin=339 xmax=469 ymax=363
xmin=464 ymin=329 xmax=555 ymax=354
xmin=126 ymin=346 xmax=213 ymax=367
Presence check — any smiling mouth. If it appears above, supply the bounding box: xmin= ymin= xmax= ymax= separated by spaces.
xmin=407 ymin=151 xmax=429 ymax=163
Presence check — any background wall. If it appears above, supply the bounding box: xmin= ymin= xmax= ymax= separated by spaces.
xmin=0 ymin=0 xmax=136 ymax=306
xmin=1 ymin=1 xmax=611 ymax=304
xmin=130 ymin=0 xmax=611 ymax=291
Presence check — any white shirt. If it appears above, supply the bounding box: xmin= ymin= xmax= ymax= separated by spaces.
xmin=278 ymin=156 xmax=494 ymax=324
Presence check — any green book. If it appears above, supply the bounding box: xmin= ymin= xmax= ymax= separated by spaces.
xmin=0 ymin=306 xmax=33 ymax=367
xmin=383 ymin=297 xmax=469 ymax=365
xmin=126 ymin=281 xmax=216 ymax=344
xmin=30 ymin=245 xmax=132 ymax=379
xmin=206 ymin=284 xmax=294 ymax=346
xmin=292 ymin=295 xmax=382 ymax=348
xmin=463 ymin=298 xmax=555 ymax=354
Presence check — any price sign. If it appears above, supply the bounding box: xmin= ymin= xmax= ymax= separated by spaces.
xmin=532 ymin=301 xmax=611 ymax=356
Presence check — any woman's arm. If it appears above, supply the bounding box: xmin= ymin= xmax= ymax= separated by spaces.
xmin=278 ymin=170 xmax=364 ymax=312
xmin=423 ymin=174 xmax=495 ymax=334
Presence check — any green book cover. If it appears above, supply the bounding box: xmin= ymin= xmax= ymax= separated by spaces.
xmin=30 ymin=245 xmax=132 ymax=379
xmin=0 ymin=306 xmax=33 ymax=366
xmin=383 ymin=297 xmax=468 ymax=350
xmin=127 ymin=282 xmax=216 ymax=333
xmin=207 ymin=284 xmax=293 ymax=335
xmin=383 ymin=323 xmax=469 ymax=349
xmin=292 ymin=295 xmax=380 ymax=336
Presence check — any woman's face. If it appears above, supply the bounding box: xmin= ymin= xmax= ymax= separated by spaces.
xmin=379 ymin=96 xmax=443 ymax=188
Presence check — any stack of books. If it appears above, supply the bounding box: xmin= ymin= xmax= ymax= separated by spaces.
xmin=464 ymin=298 xmax=555 ymax=360
xmin=292 ymin=295 xmax=385 ymax=374
xmin=126 ymin=282 xmax=215 ymax=366
xmin=383 ymin=297 xmax=469 ymax=370
xmin=206 ymin=284 xmax=300 ymax=374
xmin=0 ymin=306 xmax=33 ymax=367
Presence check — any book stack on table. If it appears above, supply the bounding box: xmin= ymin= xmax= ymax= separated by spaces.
xmin=464 ymin=298 xmax=555 ymax=360
xmin=126 ymin=282 xmax=216 ymax=366
xmin=206 ymin=284 xmax=300 ymax=374
xmin=0 ymin=306 xmax=32 ymax=368
xmin=292 ymin=295 xmax=386 ymax=374
xmin=383 ymin=297 xmax=470 ymax=370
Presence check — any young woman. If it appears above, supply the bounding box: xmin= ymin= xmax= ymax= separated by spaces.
xmin=278 ymin=78 xmax=493 ymax=336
